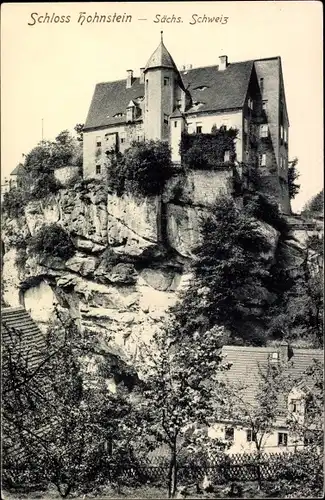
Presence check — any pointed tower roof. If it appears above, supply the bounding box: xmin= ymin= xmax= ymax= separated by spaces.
xmin=144 ymin=32 xmax=178 ymax=72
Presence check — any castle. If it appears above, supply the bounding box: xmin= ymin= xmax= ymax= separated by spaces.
xmin=83 ymin=33 xmax=290 ymax=213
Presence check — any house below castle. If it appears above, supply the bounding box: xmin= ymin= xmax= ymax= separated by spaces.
xmin=83 ymin=34 xmax=291 ymax=213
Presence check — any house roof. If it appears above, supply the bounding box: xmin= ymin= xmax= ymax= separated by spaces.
xmin=1 ymin=306 xmax=46 ymax=370
xmin=10 ymin=163 xmax=25 ymax=176
xmin=84 ymin=60 xmax=254 ymax=131
xmin=220 ymin=344 xmax=323 ymax=413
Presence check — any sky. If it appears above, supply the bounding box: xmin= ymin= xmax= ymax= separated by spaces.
xmin=1 ymin=1 xmax=323 ymax=212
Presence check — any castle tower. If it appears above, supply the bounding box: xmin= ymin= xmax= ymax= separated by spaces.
xmin=143 ymin=32 xmax=185 ymax=141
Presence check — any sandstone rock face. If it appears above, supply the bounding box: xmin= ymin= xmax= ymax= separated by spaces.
xmin=1 ymin=174 xmax=293 ymax=367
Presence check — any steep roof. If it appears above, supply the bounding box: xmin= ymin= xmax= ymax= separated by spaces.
xmin=220 ymin=344 xmax=323 ymax=413
xmin=144 ymin=39 xmax=178 ymax=72
xmin=84 ymin=60 xmax=253 ymax=131
xmin=1 ymin=306 xmax=46 ymax=369
xmin=10 ymin=163 xmax=25 ymax=176
xmin=182 ymin=61 xmax=253 ymax=115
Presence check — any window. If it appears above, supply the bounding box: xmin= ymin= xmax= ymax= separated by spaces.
xmin=248 ymin=98 xmax=254 ymax=110
xmin=145 ymin=79 xmax=148 ymax=107
xmin=262 ymin=100 xmax=268 ymax=111
xmin=196 ymin=123 xmax=202 ymax=133
xmin=174 ymin=121 xmax=178 ymax=128
xmin=221 ymin=120 xmax=229 ymax=130
xmin=272 ymin=352 xmax=279 ymax=360
xmin=279 ymin=157 xmax=283 ymax=169
xmin=120 ymin=137 xmax=125 ymax=144
xmin=187 ymin=122 xmax=194 ymax=134
xmin=126 ymin=107 xmax=134 ymax=122
xmin=280 ymin=125 xmax=284 ymax=140
xmin=164 ymin=114 xmax=169 ymax=125
xmin=137 ymin=136 xmax=141 ymax=142
xmin=278 ymin=432 xmax=288 ymax=447
xmin=284 ymin=127 xmax=288 ymax=143
xmin=244 ymin=118 xmax=249 ymax=133
xmin=259 ymin=153 xmax=266 ymax=167
xmin=246 ymin=430 xmax=257 ymax=442
xmin=260 ymin=124 xmax=268 ymax=138
xmin=176 ymin=99 xmax=182 ymax=109
xmin=290 ymin=399 xmax=299 ymax=413
xmin=96 ymin=136 xmax=101 ymax=147
xmin=96 ymin=165 xmax=101 ymax=175
xmin=164 ymin=77 xmax=170 ymax=86
xmin=224 ymin=150 xmax=230 ymax=162
xmin=225 ymin=427 xmax=234 ymax=441
xmin=260 ymin=78 xmax=264 ymax=94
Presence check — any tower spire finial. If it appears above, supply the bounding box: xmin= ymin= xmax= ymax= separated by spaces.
xmin=160 ymin=30 xmax=163 ymax=42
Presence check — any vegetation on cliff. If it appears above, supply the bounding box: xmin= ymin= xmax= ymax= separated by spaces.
xmin=180 ymin=126 xmax=237 ymax=170
xmin=106 ymin=140 xmax=174 ymax=197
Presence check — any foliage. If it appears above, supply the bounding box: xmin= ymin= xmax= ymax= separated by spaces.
xmin=180 ymin=126 xmax=237 ymax=170
xmin=134 ymin=325 xmax=229 ymax=497
xmin=28 ymin=223 xmax=75 ymax=261
xmin=74 ymin=123 xmax=84 ymax=143
xmin=2 ymin=187 xmax=28 ymax=218
xmin=170 ymin=196 xmax=279 ymax=345
xmin=107 ymin=140 xmax=174 ymax=197
xmin=4 ymin=130 xmax=83 ymax=204
xmin=287 ymin=158 xmax=300 ymax=200
xmin=267 ymin=234 xmax=323 ymax=346
xmin=2 ymin=314 xmax=136 ymax=498
xmin=302 ymin=189 xmax=324 ymax=217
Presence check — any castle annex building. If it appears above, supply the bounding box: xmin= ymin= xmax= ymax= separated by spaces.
xmin=83 ymin=35 xmax=290 ymax=213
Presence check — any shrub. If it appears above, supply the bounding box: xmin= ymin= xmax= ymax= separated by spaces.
xmin=2 ymin=188 xmax=27 ymax=218
xmin=180 ymin=127 xmax=238 ymax=170
xmin=107 ymin=140 xmax=174 ymax=197
xmin=28 ymin=223 xmax=75 ymax=260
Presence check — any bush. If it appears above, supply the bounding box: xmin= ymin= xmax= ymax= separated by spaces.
xmin=28 ymin=223 xmax=75 ymax=260
xmin=180 ymin=127 xmax=238 ymax=170
xmin=2 ymin=188 xmax=27 ymax=218
xmin=107 ymin=140 xmax=174 ymax=197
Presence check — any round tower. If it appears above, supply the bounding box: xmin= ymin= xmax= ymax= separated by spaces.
xmin=143 ymin=32 xmax=185 ymax=141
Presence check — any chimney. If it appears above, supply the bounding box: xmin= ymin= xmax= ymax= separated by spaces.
xmin=279 ymin=341 xmax=289 ymax=362
xmin=126 ymin=69 xmax=133 ymax=89
xmin=139 ymin=67 xmax=145 ymax=84
xmin=219 ymin=55 xmax=228 ymax=71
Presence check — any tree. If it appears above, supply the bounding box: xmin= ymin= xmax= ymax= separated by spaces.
xmin=287 ymin=158 xmax=300 ymax=200
xmin=134 ymin=324 xmax=229 ymax=498
xmin=2 ymin=314 xmax=134 ymax=498
xmin=222 ymin=358 xmax=288 ymax=488
xmin=170 ymin=196 xmax=279 ymax=346
xmin=302 ymin=189 xmax=324 ymax=217
xmin=106 ymin=140 xmax=174 ymax=197
xmin=74 ymin=123 xmax=84 ymax=143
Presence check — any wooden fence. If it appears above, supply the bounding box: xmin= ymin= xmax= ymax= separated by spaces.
xmin=108 ymin=451 xmax=308 ymax=486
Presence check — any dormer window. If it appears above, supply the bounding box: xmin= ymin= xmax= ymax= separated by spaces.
xmin=193 ymin=85 xmax=208 ymax=91
xmin=113 ymin=112 xmax=124 ymax=118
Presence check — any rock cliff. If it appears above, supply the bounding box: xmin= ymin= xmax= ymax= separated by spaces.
xmin=2 ymin=171 xmax=306 ymax=364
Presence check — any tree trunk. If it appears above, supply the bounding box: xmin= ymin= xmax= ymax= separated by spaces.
xmin=168 ymin=442 xmax=177 ymax=499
